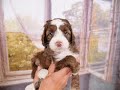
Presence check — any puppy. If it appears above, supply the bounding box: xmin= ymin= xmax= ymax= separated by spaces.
xmin=31 ymin=18 xmax=80 ymax=90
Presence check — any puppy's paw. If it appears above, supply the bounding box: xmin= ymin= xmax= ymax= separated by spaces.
xmin=37 ymin=69 xmax=48 ymax=79
xmin=55 ymin=55 xmax=80 ymax=74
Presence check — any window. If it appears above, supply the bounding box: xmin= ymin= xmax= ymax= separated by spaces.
xmin=0 ymin=0 xmax=117 ymax=85
xmin=88 ymin=0 xmax=112 ymax=75
xmin=87 ymin=0 xmax=117 ymax=81
xmin=78 ymin=0 xmax=117 ymax=81
xmin=0 ymin=0 xmax=47 ymax=85
xmin=4 ymin=0 xmax=45 ymax=71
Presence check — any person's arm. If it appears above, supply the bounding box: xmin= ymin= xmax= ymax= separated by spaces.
xmin=39 ymin=64 xmax=71 ymax=90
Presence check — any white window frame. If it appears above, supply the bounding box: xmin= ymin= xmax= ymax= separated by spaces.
xmin=79 ymin=0 xmax=93 ymax=75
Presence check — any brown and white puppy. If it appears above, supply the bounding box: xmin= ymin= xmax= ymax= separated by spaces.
xmin=31 ymin=18 xmax=80 ymax=90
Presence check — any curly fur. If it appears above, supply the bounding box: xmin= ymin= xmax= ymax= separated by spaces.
xmin=31 ymin=18 xmax=80 ymax=90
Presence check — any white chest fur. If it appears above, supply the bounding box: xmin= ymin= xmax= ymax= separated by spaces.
xmin=54 ymin=49 xmax=78 ymax=61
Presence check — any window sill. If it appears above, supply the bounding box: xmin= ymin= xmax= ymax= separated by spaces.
xmin=0 ymin=71 xmax=32 ymax=86
xmin=0 ymin=66 xmax=105 ymax=86
xmin=0 ymin=78 xmax=33 ymax=86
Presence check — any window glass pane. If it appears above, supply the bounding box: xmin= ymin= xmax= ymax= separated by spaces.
xmin=88 ymin=0 xmax=112 ymax=74
xmin=52 ymin=0 xmax=84 ymax=50
xmin=3 ymin=0 xmax=45 ymax=71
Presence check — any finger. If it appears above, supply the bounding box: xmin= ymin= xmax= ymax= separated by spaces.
xmin=48 ymin=63 xmax=55 ymax=75
xmin=37 ymin=66 xmax=42 ymax=71
xmin=54 ymin=67 xmax=71 ymax=78
xmin=63 ymin=71 xmax=72 ymax=82
xmin=61 ymin=71 xmax=72 ymax=86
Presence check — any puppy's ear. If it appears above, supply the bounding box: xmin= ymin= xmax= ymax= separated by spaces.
xmin=71 ymin=32 xmax=76 ymax=46
xmin=41 ymin=20 xmax=51 ymax=48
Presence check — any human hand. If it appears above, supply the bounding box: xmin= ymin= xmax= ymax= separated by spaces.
xmin=39 ymin=63 xmax=72 ymax=90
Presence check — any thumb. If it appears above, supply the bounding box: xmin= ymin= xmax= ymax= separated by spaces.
xmin=48 ymin=63 xmax=55 ymax=75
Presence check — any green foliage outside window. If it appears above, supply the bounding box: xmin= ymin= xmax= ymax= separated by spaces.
xmin=7 ymin=32 xmax=39 ymax=71
xmin=88 ymin=34 xmax=106 ymax=63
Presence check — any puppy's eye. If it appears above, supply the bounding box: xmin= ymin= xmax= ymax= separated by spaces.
xmin=49 ymin=31 xmax=54 ymax=35
xmin=64 ymin=31 xmax=69 ymax=35
xmin=47 ymin=34 xmax=53 ymax=41
xmin=46 ymin=31 xmax=54 ymax=41
xmin=48 ymin=32 xmax=52 ymax=35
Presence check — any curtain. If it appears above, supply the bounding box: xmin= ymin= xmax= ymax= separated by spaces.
xmin=6 ymin=0 xmax=51 ymax=48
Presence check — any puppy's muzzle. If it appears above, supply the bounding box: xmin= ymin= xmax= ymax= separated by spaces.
xmin=55 ymin=41 xmax=62 ymax=47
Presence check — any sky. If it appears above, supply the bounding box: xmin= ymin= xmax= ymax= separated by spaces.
xmin=3 ymin=0 xmax=45 ymax=23
xmin=51 ymin=0 xmax=111 ymax=18
xmin=3 ymin=0 xmax=111 ymax=20
xmin=51 ymin=0 xmax=83 ymax=18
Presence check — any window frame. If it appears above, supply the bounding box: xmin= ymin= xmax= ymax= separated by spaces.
xmin=79 ymin=0 xmax=93 ymax=72
xmin=104 ymin=0 xmax=118 ymax=81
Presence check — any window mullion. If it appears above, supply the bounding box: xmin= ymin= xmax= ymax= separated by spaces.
xmin=105 ymin=0 xmax=118 ymax=81
xmin=80 ymin=0 xmax=93 ymax=70
xmin=44 ymin=0 xmax=51 ymax=22
xmin=0 ymin=0 xmax=6 ymax=82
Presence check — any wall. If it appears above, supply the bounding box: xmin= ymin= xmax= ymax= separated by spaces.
xmin=89 ymin=75 xmax=115 ymax=90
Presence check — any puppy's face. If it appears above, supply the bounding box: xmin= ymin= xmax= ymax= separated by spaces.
xmin=42 ymin=18 xmax=75 ymax=52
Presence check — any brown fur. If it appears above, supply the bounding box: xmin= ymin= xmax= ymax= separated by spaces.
xmin=55 ymin=55 xmax=79 ymax=73
xmin=31 ymin=48 xmax=55 ymax=78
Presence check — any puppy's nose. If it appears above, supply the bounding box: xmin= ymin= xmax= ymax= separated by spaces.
xmin=55 ymin=41 xmax=62 ymax=47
